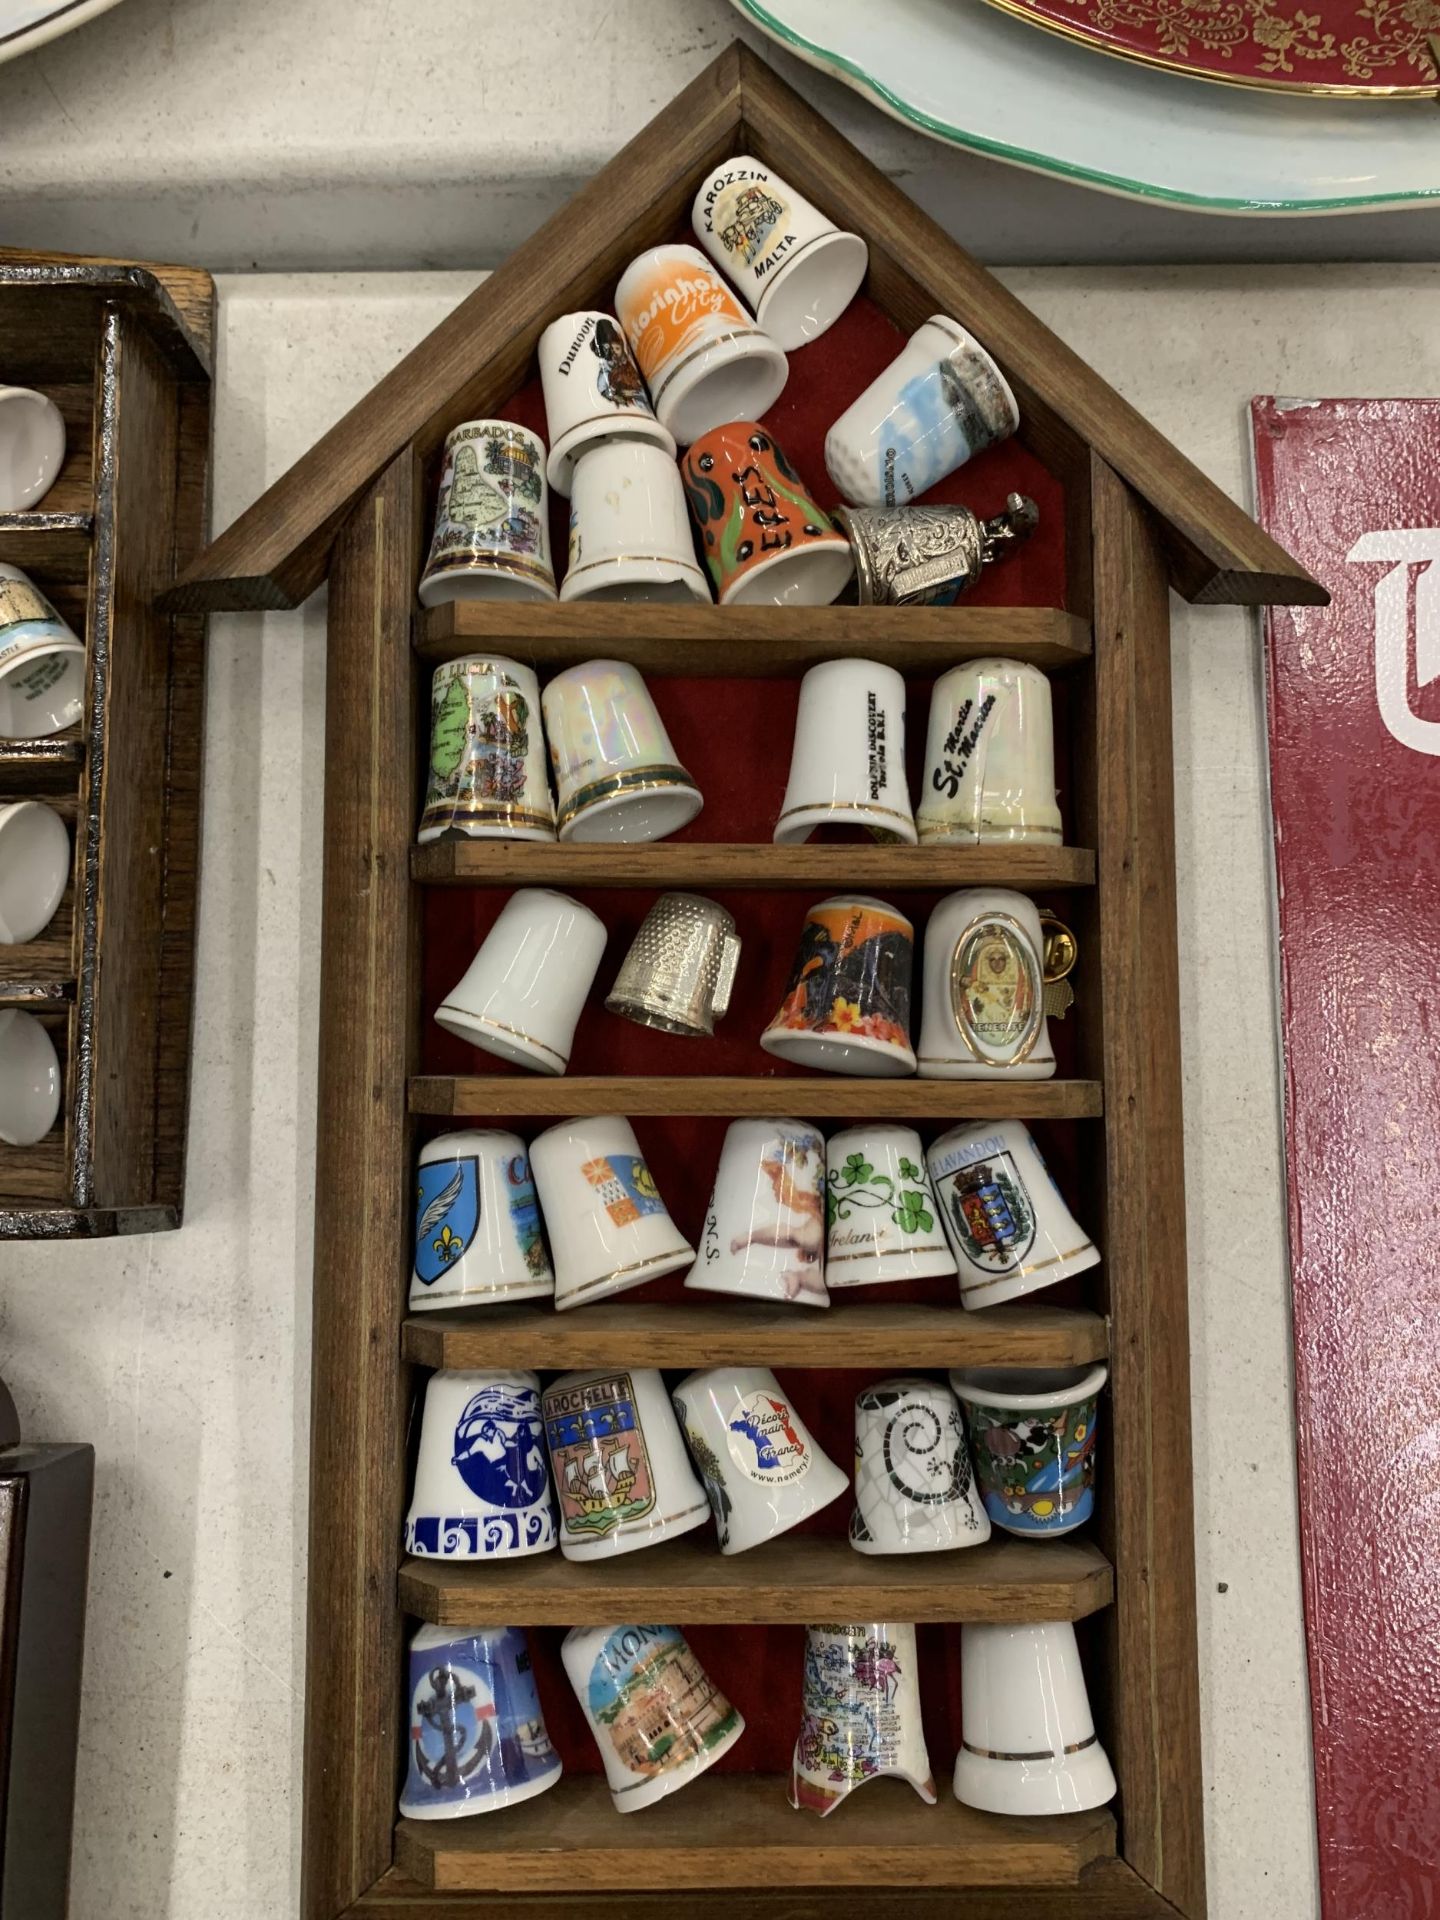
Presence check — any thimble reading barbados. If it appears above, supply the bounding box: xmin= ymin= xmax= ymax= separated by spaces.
xmin=682 ymin=423 xmax=853 ymax=608
xmin=762 ymin=896 xmax=916 ymax=1077
xmin=434 ymin=888 xmax=607 ymax=1075
xmin=409 ymin=1130 xmax=554 ymax=1313
xmin=418 ymin=419 xmax=556 ymax=605
xmin=419 ymin=655 xmax=555 ymax=843
xmin=543 ymin=658 xmax=702 ymax=844
xmin=605 ymin=892 xmax=741 ymax=1039
xmin=918 ymin=887 xmax=1055 ymax=1080
xmin=542 ymin=1367 xmax=710 ymax=1560
xmin=850 ymin=1376 xmax=990 ymax=1556
xmin=774 ymin=659 xmax=915 ymax=845
xmin=400 ymin=1622 xmax=562 ymax=1820
xmin=685 ymin=1117 xmax=829 ymax=1310
xmin=927 ymin=1119 xmax=1100 ymax=1309
xmin=563 ymin=1623 xmax=745 ymax=1813
xmin=0 ymin=562 xmax=85 ymax=738
xmin=950 ymin=1364 xmax=1107 ymax=1537
xmin=615 ymin=243 xmax=788 ymax=446
xmin=790 ymin=1622 xmax=937 ymax=1815
xmin=954 ymin=1621 xmax=1117 ymax=1816
xmin=404 ymin=1369 xmax=556 ymax=1560
xmin=538 ymin=309 xmax=674 ymax=494
xmin=671 ymin=1365 xmax=847 ymax=1555
xmin=917 ymin=657 xmax=1062 ymax=846
xmin=825 ymin=1123 xmax=956 ymax=1287
xmin=529 ymin=1114 xmax=694 ymax=1310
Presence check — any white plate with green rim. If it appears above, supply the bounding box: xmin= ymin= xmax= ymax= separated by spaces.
xmin=0 ymin=0 xmax=122 ymax=65
xmin=731 ymin=0 xmax=1440 ymax=215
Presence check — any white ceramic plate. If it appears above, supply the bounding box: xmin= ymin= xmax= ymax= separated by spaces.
xmin=0 ymin=0 xmax=121 ymax=65
xmin=731 ymin=0 xmax=1440 ymax=214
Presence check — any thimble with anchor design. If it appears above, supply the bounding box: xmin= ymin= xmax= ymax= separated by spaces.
xmin=605 ymin=892 xmax=741 ymax=1038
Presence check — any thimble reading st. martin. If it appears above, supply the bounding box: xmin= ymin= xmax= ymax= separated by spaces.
xmin=927 ymin=1119 xmax=1101 ymax=1310
xmin=955 ymin=1621 xmax=1117 ymax=1817
xmin=400 ymin=1622 xmax=562 ymax=1821
xmin=790 ymin=1622 xmax=937 ymax=1815
xmin=404 ymin=1369 xmax=557 ymax=1560
xmin=542 ymin=1366 xmax=710 ymax=1560
xmin=410 ymin=1130 xmax=554 ymax=1312
xmin=836 ymin=495 xmax=1039 ymax=609
xmin=684 ymin=1117 xmax=829 ymax=1311
xmin=418 ymin=419 xmax=556 ymax=605
xmin=917 ymin=655 xmax=1060 ymax=845
xmin=918 ymin=887 xmax=1056 ymax=1080
xmin=850 ymin=1375 xmax=990 ymax=1556
xmin=419 ymin=655 xmax=555 ymax=843
xmin=605 ymin=893 xmax=740 ymax=1039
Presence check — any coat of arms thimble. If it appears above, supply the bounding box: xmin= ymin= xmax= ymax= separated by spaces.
xmin=400 ymin=1622 xmax=562 ymax=1820
xmin=790 ymin=1622 xmax=937 ymax=1815
xmin=927 ymin=1119 xmax=1101 ymax=1310
xmin=410 ymin=1130 xmax=554 ymax=1312
xmin=850 ymin=1376 xmax=990 ymax=1555
xmin=542 ymin=1366 xmax=710 ymax=1561
xmin=604 ymin=893 xmax=741 ymax=1038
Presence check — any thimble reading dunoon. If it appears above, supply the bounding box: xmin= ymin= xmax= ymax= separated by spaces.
xmin=837 ymin=496 xmax=1039 ymax=608
xmin=539 ymin=308 xmax=675 ymax=494
xmin=605 ymin=893 xmax=740 ymax=1039
xmin=529 ymin=1114 xmax=694 ymax=1310
xmin=919 ymin=887 xmax=1056 ymax=1079
xmin=927 ymin=1120 xmax=1101 ymax=1309
xmin=762 ymin=895 xmax=916 ymax=1077
xmin=774 ymin=660 xmax=916 ymax=845
xmin=418 ymin=655 xmax=555 ymax=843
xmin=404 ymin=1370 xmax=556 ymax=1560
xmin=954 ymin=1621 xmax=1117 ymax=1816
xmin=543 ymin=659 xmax=702 ymax=844
xmin=418 ymin=419 xmax=556 ymax=605
xmin=790 ymin=1623 xmax=937 ymax=1815
xmin=0 ymin=563 xmax=85 ymax=738
xmin=950 ymin=1364 xmax=1107 ymax=1537
xmin=917 ymin=656 xmax=1060 ymax=845
xmin=542 ymin=1367 xmax=710 ymax=1560
xmin=684 ymin=1117 xmax=829 ymax=1310
xmin=850 ymin=1376 xmax=990 ymax=1556
xmin=434 ymin=889 xmax=607 ymax=1075
xmin=410 ymin=1130 xmax=554 ymax=1312
xmin=400 ymin=1622 xmax=562 ymax=1820
xmin=682 ymin=422 xmax=853 ymax=608
xmin=824 ymin=1123 xmax=955 ymax=1286
xmin=671 ymin=1365 xmax=848 ymax=1555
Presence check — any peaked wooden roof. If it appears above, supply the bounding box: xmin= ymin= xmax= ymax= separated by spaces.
xmin=167 ymin=42 xmax=1324 ymax=614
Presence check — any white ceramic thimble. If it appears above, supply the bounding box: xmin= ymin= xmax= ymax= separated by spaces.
xmin=849 ymin=1376 xmax=991 ymax=1555
xmin=0 ymin=386 xmax=66 ymax=511
xmin=917 ymin=658 xmax=1062 ymax=846
xmin=541 ymin=1367 xmax=710 ymax=1559
xmin=434 ymin=888 xmax=607 ymax=1075
xmin=774 ymin=658 xmax=916 ymax=846
xmin=529 ymin=1114 xmax=694 ymax=1310
xmin=0 ymin=801 xmax=69 ymax=944
xmin=671 ymin=1365 xmax=848 ymax=1555
xmin=542 ymin=659 xmax=702 ymax=844
xmin=790 ymin=1622 xmax=937 ymax=1814
xmin=561 ymin=440 xmax=711 ymax=605
xmin=410 ymin=1130 xmax=554 ymax=1312
xmin=418 ymin=420 xmax=556 ymax=605
xmin=0 ymin=563 xmax=85 ymax=738
xmin=0 ymin=1009 xmax=60 ymax=1146
xmin=539 ymin=309 xmax=675 ymax=494
xmin=824 ymin=1124 xmax=956 ymax=1286
xmin=918 ymin=887 xmax=1055 ymax=1079
xmin=404 ymin=1369 xmax=556 ymax=1560
xmin=418 ymin=655 xmax=555 ymax=843
xmin=954 ymin=1621 xmax=1117 ymax=1816
xmin=684 ymin=1117 xmax=829 ymax=1309
xmin=927 ymin=1119 xmax=1100 ymax=1310
xmin=400 ymin=1622 xmax=562 ymax=1820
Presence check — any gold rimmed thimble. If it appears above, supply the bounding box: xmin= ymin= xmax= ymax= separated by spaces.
xmin=605 ymin=892 xmax=741 ymax=1039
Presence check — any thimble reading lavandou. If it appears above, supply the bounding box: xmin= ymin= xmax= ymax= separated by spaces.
xmin=605 ymin=893 xmax=741 ymax=1039
xmin=419 ymin=655 xmax=555 ymax=843
xmin=836 ymin=496 xmax=1039 ymax=608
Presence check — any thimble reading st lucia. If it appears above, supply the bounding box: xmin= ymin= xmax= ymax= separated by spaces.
xmin=543 ymin=659 xmax=702 ymax=844
xmin=539 ymin=308 xmax=675 ymax=494
xmin=917 ymin=657 xmax=1061 ymax=846
xmin=918 ymin=887 xmax=1056 ymax=1080
xmin=563 ymin=1623 xmax=745 ymax=1813
xmin=400 ymin=1622 xmax=562 ymax=1820
xmin=410 ymin=1130 xmax=554 ymax=1312
xmin=418 ymin=655 xmax=555 ymax=843
xmin=672 ymin=1365 xmax=848 ymax=1555
xmin=434 ymin=888 xmax=607 ymax=1075
xmin=762 ymin=895 xmax=916 ymax=1077
xmin=955 ymin=1621 xmax=1116 ymax=1816
xmin=950 ymin=1364 xmax=1106 ymax=1537
xmin=850 ymin=1376 xmax=990 ymax=1556
xmin=561 ymin=441 xmax=711 ymax=605
xmin=682 ymin=423 xmax=853 ymax=608
xmin=542 ymin=1367 xmax=710 ymax=1559
xmin=927 ymin=1119 xmax=1100 ymax=1309
xmin=605 ymin=892 xmax=740 ymax=1039
xmin=790 ymin=1623 xmax=937 ymax=1815
xmin=825 ymin=1123 xmax=955 ymax=1286
xmin=529 ymin=1114 xmax=694 ymax=1310
xmin=404 ymin=1369 xmax=556 ymax=1560
xmin=418 ymin=420 xmax=556 ymax=605
xmin=0 ymin=563 xmax=85 ymax=738
xmin=774 ymin=659 xmax=915 ymax=845
xmin=685 ymin=1117 xmax=829 ymax=1310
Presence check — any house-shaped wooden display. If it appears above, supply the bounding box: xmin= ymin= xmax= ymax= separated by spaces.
xmin=174 ymin=44 xmax=1322 ymax=1920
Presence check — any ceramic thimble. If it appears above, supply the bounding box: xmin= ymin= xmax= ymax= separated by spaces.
xmin=850 ymin=1377 xmax=990 ymax=1556
xmin=529 ymin=1114 xmax=694 ymax=1309
xmin=434 ymin=888 xmax=607 ymax=1075
xmin=563 ymin=1623 xmax=745 ymax=1813
xmin=950 ymin=1365 xmax=1107 ymax=1537
xmin=927 ymin=1120 xmax=1100 ymax=1309
xmin=0 ymin=386 xmax=66 ymax=511
xmin=615 ymin=243 xmax=788 ymax=445
xmin=825 ymin=315 xmax=1019 ymax=509
xmin=543 ymin=659 xmax=702 ymax=843
xmin=672 ymin=1365 xmax=848 ymax=1554
xmin=562 ymin=440 xmax=711 ymax=604
xmin=954 ymin=1621 xmax=1117 ymax=1816
xmin=605 ymin=893 xmax=740 ymax=1039
xmin=691 ymin=156 xmax=868 ymax=351
xmin=918 ymin=887 xmax=1056 ymax=1079
xmin=419 ymin=655 xmax=555 ymax=843
xmin=917 ymin=658 xmax=1061 ymax=845
xmin=539 ymin=308 xmax=675 ymax=493
xmin=418 ymin=419 xmax=556 ymax=605
xmin=682 ymin=423 xmax=853 ymax=608
xmin=774 ymin=659 xmax=916 ymax=845
xmin=0 ymin=1010 xmax=60 ymax=1146
xmin=400 ymin=1622 xmax=562 ymax=1820
xmin=0 ymin=801 xmax=69 ymax=944
xmin=790 ymin=1622 xmax=937 ymax=1814
xmin=761 ymin=895 xmax=916 ymax=1077
xmin=404 ymin=1369 xmax=556 ymax=1560
xmin=410 ymin=1130 xmax=554 ymax=1312
xmin=0 ymin=563 xmax=85 ymax=738
xmin=542 ymin=1367 xmax=710 ymax=1560
xmin=684 ymin=1117 xmax=829 ymax=1310
xmin=824 ymin=1124 xmax=956 ymax=1287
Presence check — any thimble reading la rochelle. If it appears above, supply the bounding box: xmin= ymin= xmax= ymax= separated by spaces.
xmin=400 ymin=1622 xmax=562 ymax=1820
xmin=790 ymin=1622 xmax=937 ymax=1815
xmin=542 ymin=1366 xmax=710 ymax=1560
xmin=605 ymin=893 xmax=741 ymax=1038
xmin=419 ymin=655 xmax=555 ymax=843
xmin=954 ymin=1621 xmax=1117 ymax=1816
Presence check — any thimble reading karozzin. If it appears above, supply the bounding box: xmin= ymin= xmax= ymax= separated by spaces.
xmin=836 ymin=493 xmax=1038 ymax=607
xmin=605 ymin=893 xmax=741 ymax=1038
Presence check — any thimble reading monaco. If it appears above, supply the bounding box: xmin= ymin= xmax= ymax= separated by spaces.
xmin=0 ymin=801 xmax=69 ymax=945
xmin=928 ymin=1120 xmax=1100 ymax=1308
xmin=542 ymin=1367 xmax=710 ymax=1560
xmin=685 ymin=1117 xmax=829 ymax=1310
xmin=418 ymin=419 xmax=556 ymax=605
xmin=561 ymin=440 xmax=711 ymax=604
xmin=538 ymin=308 xmax=675 ymax=494
xmin=542 ymin=659 xmax=702 ymax=843
xmin=825 ymin=1123 xmax=956 ymax=1286
xmin=672 ymin=1365 xmax=848 ymax=1555
xmin=418 ymin=655 xmax=555 ymax=843
xmin=0 ymin=1009 xmax=60 ymax=1146
xmin=774 ymin=659 xmax=915 ymax=845
xmin=682 ymin=423 xmax=853 ymax=608
xmin=919 ymin=887 xmax=1055 ymax=1079
xmin=0 ymin=563 xmax=85 ymax=738
xmin=410 ymin=1130 xmax=554 ymax=1312
xmin=762 ymin=895 xmax=916 ymax=1077
xmin=951 ymin=1365 xmax=1106 ymax=1537
xmin=605 ymin=892 xmax=740 ymax=1039
xmin=434 ymin=889 xmax=607 ymax=1075
xmin=790 ymin=1623 xmax=937 ymax=1815
xmin=850 ymin=1376 xmax=990 ymax=1556
xmin=691 ymin=155 xmax=868 ymax=352
xmin=563 ymin=1623 xmax=745 ymax=1813
xmin=400 ymin=1622 xmax=562 ymax=1820
xmin=529 ymin=1114 xmax=694 ymax=1309
xmin=917 ymin=654 xmax=1061 ymax=845
xmin=836 ymin=495 xmax=1039 ymax=609
xmin=615 ymin=243 xmax=788 ymax=446
xmin=404 ymin=1370 xmax=556 ymax=1560
xmin=954 ymin=1621 xmax=1116 ymax=1816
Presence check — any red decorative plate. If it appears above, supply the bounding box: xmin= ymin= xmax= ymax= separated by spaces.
xmin=979 ymin=0 xmax=1440 ymax=96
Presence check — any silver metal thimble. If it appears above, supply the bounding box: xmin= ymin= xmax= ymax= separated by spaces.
xmin=836 ymin=493 xmax=1039 ymax=607
xmin=604 ymin=892 xmax=741 ymax=1038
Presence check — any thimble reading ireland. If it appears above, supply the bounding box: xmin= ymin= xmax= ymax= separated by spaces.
xmin=539 ymin=308 xmax=675 ymax=494
xmin=435 ymin=889 xmax=607 ymax=1075
xmin=825 ymin=1123 xmax=955 ymax=1286
xmin=543 ymin=659 xmax=702 ymax=844
xmin=529 ymin=1114 xmax=694 ymax=1310
xmin=927 ymin=1120 xmax=1100 ymax=1309
xmin=685 ymin=1117 xmax=829 ymax=1310
xmin=404 ymin=1369 xmax=556 ymax=1560
xmin=762 ymin=895 xmax=916 ymax=1077
xmin=0 ymin=563 xmax=85 ymax=738
xmin=774 ymin=659 xmax=915 ymax=845
xmin=790 ymin=1623 xmax=937 ymax=1815
xmin=682 ymin=423 xmax=853 ymax=608
xmin=850 ymin=1376 xmax=990 ymax=1556
xmin=918 ymin=887 xmax=1055 ymax=1079
xmin=410 ymin=1130 xmax=554 ymax=1312
xmin=418 ymin=420 xmax=556 ymax=605
xmin=419 ymin=655 xmax=555 ymax=843
xmin=561 ymin=440 xmax=711 ymax=605
xmin=605 ymin=893 xmax=740 ymax=1038
xmin=400 ymin=1622 xmax=562 ymax=1820
xmin=542 ymin=1367 xmax=709 ymax=1560
xmin=917 ymin=657 xmax=1061 ymax=845
xmin=954 ymin=1621 xmax=1117 ymax=1816
xmin=950 ymin=1364 xmax=1106 ymax=1537
xmin=672 ymin=1365 xmax=848 ymax=1555
xmin=563 ymin=1624 xmax=745 ymax=1813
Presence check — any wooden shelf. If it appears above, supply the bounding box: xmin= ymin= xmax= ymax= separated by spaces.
xmin=399 ymin=1532 xmax=1113 ymax=1627
xmin=0 ymin=978 xmax=75 ymax=1008
xmin=412 ymin=840 xmax=1097 ymax=892
xmin=395 ymin=1775 xmax=1117 ymax=1892
xmin=0 ymin=736 xmax=84 ymax=793
xmin=402 ymin=1300 xmax=1108 ymax=1371
xmin=411 ymin=1075 xmax=1105 ymax=1120
xmin=0 ymin=513 xmax=92 ymax=584
xmin=415 ymin=602 xmax=1091 ymax=675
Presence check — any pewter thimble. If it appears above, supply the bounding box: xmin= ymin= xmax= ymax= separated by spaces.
xmin=605 ymin=892 xmax=741 ymax=1038
xmin=836 ymin=494 xmax=1039 ymax=608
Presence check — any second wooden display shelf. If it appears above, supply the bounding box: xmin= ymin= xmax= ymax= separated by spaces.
xmin=411 ymin=1076 xmax=1105 ymax=1119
